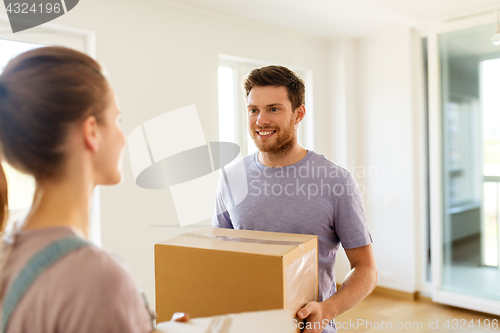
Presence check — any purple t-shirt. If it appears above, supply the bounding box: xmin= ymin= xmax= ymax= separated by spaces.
xmin=212 ymin=151 xmax=373 ymax=332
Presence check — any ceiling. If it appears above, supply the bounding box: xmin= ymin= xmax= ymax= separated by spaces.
xmin=163 ymin=0 xmax=497 ymax=37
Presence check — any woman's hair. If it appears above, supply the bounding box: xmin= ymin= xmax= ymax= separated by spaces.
xmin=0 ymin=166 xmax=6 ymax=234
xmin=0 ymin=46 xmax=110 ymax=232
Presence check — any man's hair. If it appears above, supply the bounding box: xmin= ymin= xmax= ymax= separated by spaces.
xmin=244 ymin=65 xmax=305 ymax=111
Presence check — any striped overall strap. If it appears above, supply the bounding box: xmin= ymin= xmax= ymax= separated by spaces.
xmin=1 ymin=236 xmax=90 ymax=333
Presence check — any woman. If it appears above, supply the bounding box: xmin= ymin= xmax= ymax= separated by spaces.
xmin=0 ymin=47 xmax=186 ymax=332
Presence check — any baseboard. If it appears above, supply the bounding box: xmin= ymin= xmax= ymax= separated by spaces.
xmin=336 ymin=284 xmax=419 ymax=302
xmin=415 ymin=293 xmax=433 ymax=303
xmin=372 ymin=286 xmax=417 ymax=301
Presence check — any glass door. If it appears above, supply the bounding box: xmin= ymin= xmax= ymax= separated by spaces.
xmin=431 ymin=22 xmax=500 ymax=314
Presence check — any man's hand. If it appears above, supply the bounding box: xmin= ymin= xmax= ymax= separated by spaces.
xmin=171 ymin=312 xmax=190 ymax=322
xmin=297 ymin=301 xmax=331 ymax=333
xmin=152 ymin=313 xmax=190 ymax=332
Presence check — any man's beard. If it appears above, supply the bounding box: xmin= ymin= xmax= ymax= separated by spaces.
xmin=252 ymin=118 xmax=295 ymax=156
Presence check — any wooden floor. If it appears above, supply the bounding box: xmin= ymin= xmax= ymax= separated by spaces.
xmin=335 ymin=293 xmax=500 ymax=332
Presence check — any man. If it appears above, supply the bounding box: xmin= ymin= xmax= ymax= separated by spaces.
xmin=212 ymin=65 xmax=377 ymax=333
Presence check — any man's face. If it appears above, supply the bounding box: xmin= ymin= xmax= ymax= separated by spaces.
xmin=247 ymin=86 xmax=298 ymax=154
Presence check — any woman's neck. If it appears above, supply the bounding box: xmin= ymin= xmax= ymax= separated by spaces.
xmin=22 ymin=176 xmax=94 ymax=238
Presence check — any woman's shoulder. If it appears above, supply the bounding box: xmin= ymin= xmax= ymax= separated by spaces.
xmin=5 ymin=227 xmax=153 ymax=332
xmin=50 ymin=241 xmax=153 ymax=332
xmin=54 ymin=238 xmax=140 ymax=296
xmin=12 ymin=226 xmax=136 ymax=289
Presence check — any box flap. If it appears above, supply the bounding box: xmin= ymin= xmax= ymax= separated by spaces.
xmin=156 ymin=228 xmax=317 ymax=257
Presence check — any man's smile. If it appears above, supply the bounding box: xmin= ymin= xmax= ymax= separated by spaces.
xmin=256 ymin=129 xmax=277 ymax=138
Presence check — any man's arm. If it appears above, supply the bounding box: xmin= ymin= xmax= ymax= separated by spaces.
xmin=212 ymin=170 xmax=234 ymax=229
xmin=297 ymin=244 xmax=377 ymax=333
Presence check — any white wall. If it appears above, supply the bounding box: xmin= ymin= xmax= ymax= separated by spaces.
xmin=0 ymin=0 xmax=426 ymax=303
xmin=326 ymin=37 xmax=360 ymax=168
xmin=355 ymin=29 xmax=420 ymax=293
xmin=328 ymin=31 xmax=423 ymax=294
xmin=326 ymin=29 xmax=425 ymax=294
xmin=327 ymin=36 xmax=362 ymax=284
xmin=0 ymin=0 xmax=329 ymax=305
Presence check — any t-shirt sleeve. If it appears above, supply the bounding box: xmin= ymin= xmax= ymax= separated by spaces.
xmin=212 ymin=171 xmax=234 ymax=229
xmin=334 ymin=172 xmax=373 ymax=249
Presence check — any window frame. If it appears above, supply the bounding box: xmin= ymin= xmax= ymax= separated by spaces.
xmin=0 ymin=15 xmax=101 ymax=246
xmin=218 ymin=55 xmax=314 ymax=157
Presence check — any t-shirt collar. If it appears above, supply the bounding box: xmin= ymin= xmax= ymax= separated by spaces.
xmin=253 ymin=150 xmax=313 ymax=170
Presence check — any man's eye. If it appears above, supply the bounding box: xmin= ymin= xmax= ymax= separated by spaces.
xmin=270 ymin=108 xmax=278 ymax=112
xmin=249 ymin=109 xmax=257 ymax=113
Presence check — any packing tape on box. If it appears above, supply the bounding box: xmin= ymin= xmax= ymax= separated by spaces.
xmin=286 ymin=248 xmax=318 ymax=309
xmin=206 ymin=314 xmax=234 ymax=333
xmin=181 ymin=232 xmax=303 ymax=247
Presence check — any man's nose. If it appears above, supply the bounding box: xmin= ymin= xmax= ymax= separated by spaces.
xmin=256 ymin=112 xmax=270 ymax=127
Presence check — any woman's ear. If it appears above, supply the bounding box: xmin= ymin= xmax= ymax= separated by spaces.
xmin=82 ymin=116 xmax=99 ymax=152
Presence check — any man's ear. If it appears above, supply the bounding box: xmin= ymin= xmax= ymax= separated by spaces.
xmin=82 ymin=116 xmax=99 ymax=152
xmin=294 ymin=105 xmax=306 ymax=125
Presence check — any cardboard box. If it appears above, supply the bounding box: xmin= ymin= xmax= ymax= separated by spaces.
xmin=155 ymin=228 xmax=318 ymax=323
xmin=156 ymin=309 xmax=294 ymax=333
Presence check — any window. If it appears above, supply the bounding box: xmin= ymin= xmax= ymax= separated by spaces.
xmin=0 ymin=39 xmax=45 ymax=222
xmin=0 ymin=22 xmax=101 ymax=245
xmin=428 ymin=23 xmax=500 ymax=310
xmin=480 ymin=58 xmax=500 ymax=266
xmin=218 ymin=55 xmax=314 ymax=157
xmin=218 ymin=66 xmax=236 ymax=144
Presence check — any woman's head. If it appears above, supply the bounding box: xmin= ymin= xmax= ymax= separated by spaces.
xmin=0 ymin=46 xmax=111 ymax=178
xmin=84 ymin=87 xmax=126 ymax=186
xmin=0 ymin=46 xmax=125 ymax=229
